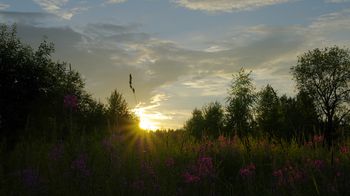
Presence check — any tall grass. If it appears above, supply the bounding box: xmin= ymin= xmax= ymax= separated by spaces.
xmin=0 ymin=130 xmax=349 ymax=195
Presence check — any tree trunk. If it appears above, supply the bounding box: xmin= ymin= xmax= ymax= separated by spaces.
xmin=325 ymin=115 xmax=333 ymax=149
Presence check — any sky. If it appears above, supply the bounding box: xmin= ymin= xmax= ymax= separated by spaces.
xmin=1 ymin=0 xmax=350 ymax=129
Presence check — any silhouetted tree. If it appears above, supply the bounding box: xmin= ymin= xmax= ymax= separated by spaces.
xmin=226 ymin=68 xmax=256 ymax=137
xmin=184 ymin=108 xmax=205 ymax=140
xmin=106 ymin=89 xmax=131 ymax=132
xmin=203 ymin=101 xmax=224 ymax=138
xmin=291 ymin=46 xmax=350 ymax=147
xmin=256 ymin=85 xmax=283 ymax=140
xmin=278 ymin=91 xmax=319 ymax=142
xmin=0 ymin=24 xmax=106 ymax=147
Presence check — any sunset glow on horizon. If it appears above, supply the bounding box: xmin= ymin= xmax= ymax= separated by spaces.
xmin=2 ymin=0 xmax=350 ymax=129
xmin=133 ymin=105 xmax=160 ymax=131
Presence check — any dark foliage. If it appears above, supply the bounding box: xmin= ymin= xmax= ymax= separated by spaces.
xmin=0 ymin=25 xmax=107 ymax=148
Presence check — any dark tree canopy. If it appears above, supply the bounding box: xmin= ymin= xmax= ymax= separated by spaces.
xmin=256 ymin=84 xmax=283 ymax=140
xmin=0 ymin=24 xmax=106 ymax=147
xmin=226 ymin=68 xmax=256 ymax=137
xmin=202 ymin=101 xmax=224 ymax=138
xmin=292 ymin=46 xmax=350 ymax=147
xmin=106 ymin=89 xmax=132 ymax=132
xmin=184 ymin=108 xmax=204 ymax=140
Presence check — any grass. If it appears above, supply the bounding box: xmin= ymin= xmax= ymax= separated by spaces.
xmin=0 ymin=129 xmax=349 ymax=195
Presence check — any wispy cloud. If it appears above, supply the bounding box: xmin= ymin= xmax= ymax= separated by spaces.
xmin=105 ymin=0 xmax=127 ymax=4
xmin=32 ymin=0 xmax=88 ymax=20
xmin=325 ymin=0 xmax=350 ymax=3
xmin=0 ymin=11 xmax=55 ymax=25
xmin=0 ymin=3 xmax=10 ymax=10
xmin=9 ymin=6 xmax=350 ymax=128
xmin=173 ymin=0 xmax=292 ymax=12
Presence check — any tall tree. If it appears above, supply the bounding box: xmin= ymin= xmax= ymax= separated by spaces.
xmin=0 ymin=24 xmax=103 ymax=146
xmin=203 ymin=101 xmax=224 ymax=138
xmin=226 ymin=68 xmax=256 ymax=137
xmin=106 ymin=90 xmax=131 ymax=132
xmin=256 ymin=85 xmax=282 ymax=140
xmin=184 ymin=108 xmax=204 ymax=140
xmin=291 ymin=46 xmax=350 ymax=147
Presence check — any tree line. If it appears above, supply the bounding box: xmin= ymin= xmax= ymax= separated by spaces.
xmin=0 ymin=25 xmax=136 ymax=150
xmin=185 ymin=47 xmax=350 ymax=148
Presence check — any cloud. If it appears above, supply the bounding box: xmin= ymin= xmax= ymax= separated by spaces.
xmin=0 ymin=11 xmax=55 ymax=25
xmin=173 ymin=0 xmax=292 ymax=12
xmin=0 ymin=3 xmax=10 ymax=10
xmin=8 ymin=7 xmax=350 ymax=128
xmin=33 ymin=0 xmax=88 ymax=20
xmin=105 ymin=0 xmax=127 ymax=4
xmin=325 ymin=0 xmax=350 ymax=3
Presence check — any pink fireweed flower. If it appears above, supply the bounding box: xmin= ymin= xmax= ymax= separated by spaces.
xmin=22 ymin=168 xmax=40 ymax=188
xmin=48 ymin=143 xmax=64 ymax=161
xmin=313 ymin=134 xmax=324 ymax=143
xmin=197 ymin=156 xmax=214 ymax=177
xmin=183 ymin=172 xmax=200 ymax=183
xmin=165 ymin=157 xmax=175 ymax=168
xmin=71 ymin=153 xmax=91 ymax=177
xmin=131 ymin=179 xmax=145 ymax=191
xmin=273 ymin=169 xmax=285 ymax=186
xmin=64 ymin=94 xmax=78 ymax=109
xmin=218 ymin=135 xmax=229 ymax=147
xmin=312 ymin=159 xmax=325 ymax=170
xmin=239 ymin=163 xmax=256 ymax=179
xmin=340 ymin=146 xmax=349 ymax=154
xmin=102 ymin=138 xmax=113 ymax=152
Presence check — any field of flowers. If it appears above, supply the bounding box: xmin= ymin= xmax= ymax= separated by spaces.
xmin=0 ymin=130 xmax=349 ymax=196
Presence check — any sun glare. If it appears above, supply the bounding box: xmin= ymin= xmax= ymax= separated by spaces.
xmin=133 ymin=107 xmax=159 ymax=131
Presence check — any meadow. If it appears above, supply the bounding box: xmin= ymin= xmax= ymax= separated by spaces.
xmin=1 ymin=129 xmax=349 ymax=196
xmin=1 ymin=24 xmax=350 ymax=196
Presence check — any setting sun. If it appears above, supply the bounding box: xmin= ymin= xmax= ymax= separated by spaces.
xmin=133 ymin=107 xmax=159 ymax=131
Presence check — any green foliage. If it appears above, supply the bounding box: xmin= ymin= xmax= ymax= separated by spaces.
xmin=185 ymin=101 xmax=225 ymax=139
xmin=291 ymin=46 xmax=350 ymax=146
xmin=203 ymin=101 xmax=225 ymax=138
xmin=256 ymin=85 xmax=283 ymax=140
xmin=185 ymin=108 xmax=205 ymax=140
xmin=1 ymin=130 xmax=350 ymax=195
xmin=226 ymin=68 xmax=256 ymax=137
xmin=106 ymin=90 xmax=132 ymax=132
xmin=0 ymin=24 xmax=106 ymax=146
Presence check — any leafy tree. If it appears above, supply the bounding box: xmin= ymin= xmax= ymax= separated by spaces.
xmin=256 ymin=85 xmax=283 ymax=140
xmin=106 ymin=89 xmax=131 ymax=132
xmin=184 ymin=108 xmax=204 ymax=140
xmin=202 ymin=101 xmax=224 ymax=138
xmin=279 ymin=91 xmax=319 ymax=142
xmin=226 ymin=68 xmax=256 ymax=137
xmin=0 ymin=24 xmax=106 ymax=147
xmin=291 ymin=46 xmax=350 ymax=147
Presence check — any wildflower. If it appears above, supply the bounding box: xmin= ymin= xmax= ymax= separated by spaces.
xmin=131 ymin=179 xmax=145 ymax=191
xmin=197 ymin=156 xmax=214 ymax=177
xmin=48 ymin=143 xmax=64 ymax=161
xmin=63 ymin=94 xmax=78 ymax=109
xmin=340 ymin=146 xmax=349 ymax=154
xmin=22 ymin=168 xmax=40 ymax=188
xmin=102 ymin=138 xmax=113 ymax=152
xmin=239 ymin=163 xmax=256 ymax=179
xmin=272 ymin=169 xmax=285 ymax=186
xmin=71 ymin=153 xmax=91 ymax=177
xmin=313 ymin=159 xmax=325 ymax=170
xmin=183 ymin=172 xmax=200 ymax=183
xmin=165 ymin=157 xmax=175 ymax=168
xmin=143 ymin=163 xmax=155 ymax=176
xmin=313 ymin=135 xmax=324 ymax=143
xmin=336 ymin=171 xmax=342 ymax=177
xmin=218 ymin=135 xmax=229 ymax=147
